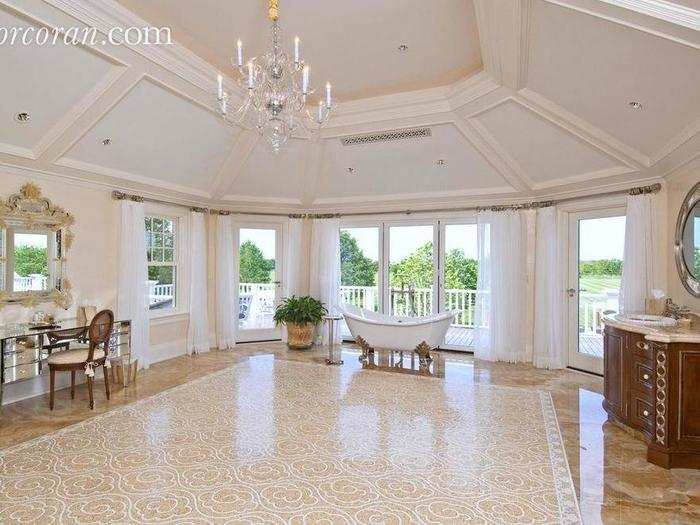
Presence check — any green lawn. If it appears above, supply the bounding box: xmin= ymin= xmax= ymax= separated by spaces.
xmin=579 ymin=275 xmax=621 ymax=294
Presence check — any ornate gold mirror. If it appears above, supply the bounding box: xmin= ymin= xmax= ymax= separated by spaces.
xmin=675 ymin=181 xmax=700 ymax=297
xmin=0 ymin=183 xmax=74 ymax=309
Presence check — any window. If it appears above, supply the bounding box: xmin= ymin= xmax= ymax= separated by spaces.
xmin=145 ymin=216 xmax=178 ymax=311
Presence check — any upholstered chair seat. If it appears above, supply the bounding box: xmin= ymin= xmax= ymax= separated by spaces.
xmin=47 ymin=348 xmax=105 ymax=365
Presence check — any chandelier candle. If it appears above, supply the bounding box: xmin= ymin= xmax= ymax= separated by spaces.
xmin=236 ymin=39 xmax=243 ymax=67
xmin=215 ymin=0 xmax=337 ymax=152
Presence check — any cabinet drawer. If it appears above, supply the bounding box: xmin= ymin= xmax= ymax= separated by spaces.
xmin=631 ymin=359 xmax=654 ymax=397
xmin=632 ymin=338 xmax=653 ymax=360
xmin=3 ymin=362 xmax=41 ymax=383
xmin=630 ymin=394 xmax=654 ymax=432
xmin=3 ymin=348 xmax=42 ymax=368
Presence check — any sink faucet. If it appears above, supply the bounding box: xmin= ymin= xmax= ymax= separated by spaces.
xmin=663 ymin=298 xmax=691 ymax=320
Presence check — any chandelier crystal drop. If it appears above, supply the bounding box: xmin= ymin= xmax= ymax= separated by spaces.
xmin=215 ymin=0 xmax=336 ymax=153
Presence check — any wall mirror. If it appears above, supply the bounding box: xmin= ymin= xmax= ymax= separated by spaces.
xmin=0 ymin=183 xmax=74 ymax=309
xmin=675 ymin=181 xmax=700 ymax=297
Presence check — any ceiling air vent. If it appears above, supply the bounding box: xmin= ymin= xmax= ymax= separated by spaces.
xmin=340 ymin=127 xmax=432 ymax=147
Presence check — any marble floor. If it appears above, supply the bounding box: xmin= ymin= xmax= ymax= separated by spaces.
xmin=1 ymin=342 xmax=699 ymax=524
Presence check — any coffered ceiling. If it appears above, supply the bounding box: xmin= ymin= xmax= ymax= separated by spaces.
xmin=0 ymin=0 xmax=698 ymax=212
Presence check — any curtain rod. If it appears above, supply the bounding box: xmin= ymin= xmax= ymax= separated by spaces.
xmin=111 ymin=183 xmax=661 ymax=219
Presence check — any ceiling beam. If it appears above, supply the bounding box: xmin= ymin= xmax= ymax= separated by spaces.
xmin=452 ymin=116 xmax=534 ymax=194
xmin=473 ymin=0 xmax=533 ymax=90
xmin=35 ymin=67 xmax=144 ymax=164
xmin=208 ymin=130 xmax=259 ymax=199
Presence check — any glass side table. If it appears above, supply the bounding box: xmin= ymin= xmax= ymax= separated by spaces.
xmin=323 ymin=315 xmax=344 ymax=365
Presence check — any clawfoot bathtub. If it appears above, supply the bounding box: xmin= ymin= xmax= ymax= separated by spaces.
xmin=341 ymin=305 xmax=454 ymax=361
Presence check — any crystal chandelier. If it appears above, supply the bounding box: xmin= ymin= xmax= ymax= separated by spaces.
xmin=216 ymin=0 xmax=336 ymax=153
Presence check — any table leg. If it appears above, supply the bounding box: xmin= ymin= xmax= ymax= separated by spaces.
xmin=325 ymin=319 xmax=343 ymax=365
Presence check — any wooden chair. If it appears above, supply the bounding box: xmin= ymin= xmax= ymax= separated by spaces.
xmin=48 ymin=310 xmax=114 ymax=410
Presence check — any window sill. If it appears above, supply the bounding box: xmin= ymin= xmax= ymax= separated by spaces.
xmin=149 ymin=311 xmax=189 ymax=326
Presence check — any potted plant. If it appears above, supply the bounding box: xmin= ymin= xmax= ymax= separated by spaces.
xmin=274 ymin=295 xmax=328 ymax=349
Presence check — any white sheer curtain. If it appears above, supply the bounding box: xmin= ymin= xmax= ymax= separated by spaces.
xmin=620 ymin=192 xmax=664 ymax=314
xmin=473 ymin=210 xmax=528 ymax=363
xmin=187 ymin=211 xmax=209 ymax=354
xmin=309 ymin=218 xmax=340 ymax=344
xmin=117 ymin=200 xmax=150 ymax=369
xmin=215 ymin=214 xmax=238 ymax=349
xmin=533 ymin=206 xmax=567 ymax=369
xmin=282 ymin=218 xmax=305 ymax=343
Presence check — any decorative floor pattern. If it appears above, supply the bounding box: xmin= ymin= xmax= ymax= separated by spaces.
xmin=0 ymin=358 xmax=580 ymax=524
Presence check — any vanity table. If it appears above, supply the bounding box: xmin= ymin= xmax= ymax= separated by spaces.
xmin=0 ymin=319 xmax=132 ymax=406
xmin=603 ymin=314 xmax=700 ymax=469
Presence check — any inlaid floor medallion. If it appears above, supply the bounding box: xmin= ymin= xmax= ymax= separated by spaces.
xmin=0 ymin=358 xmax=581 ymax=524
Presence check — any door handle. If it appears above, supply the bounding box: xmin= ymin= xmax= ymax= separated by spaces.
xmin=567 ymin=288 xmax=577 ymax=297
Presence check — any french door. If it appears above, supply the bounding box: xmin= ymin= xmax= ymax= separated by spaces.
xmin=339 ymin=219 xmax=477 ymax=351
xmin=236 ymin=224 xmax=284 ymax=342
xmin=567 ymin=210 xmax=626 ymax=374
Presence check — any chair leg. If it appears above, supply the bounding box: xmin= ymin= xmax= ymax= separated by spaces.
xmin=87 ymin=376 xmax=94 ymax=410
xmin=70 ymin=371 xmax=75 ymax=399
xmin=103 ymin=365 xmax=110 ymax=400
xmin=49 ymin=368 xmax=55 ymax=410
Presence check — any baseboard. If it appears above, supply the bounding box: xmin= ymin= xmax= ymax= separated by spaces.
xmin=149 ymin=339 xmax=188 ymax=365
xmin=1 ymin=339 xmax=189 ymax=406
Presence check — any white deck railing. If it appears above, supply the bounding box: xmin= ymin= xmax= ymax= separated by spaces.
xmin=339 ymin=285 xmax=618 ymax=333
xmin=13 ymin=274 xmax=47 ymax=291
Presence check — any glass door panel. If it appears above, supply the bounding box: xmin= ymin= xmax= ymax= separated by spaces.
xmin=440 ymin=223 xmax=478 ymax=350
xmin=238 ymin=227 xmax=281 ymax=341
xmin=387 ymin=224 xmax=436 ymax=317
xmin=568 ymin=213 xmax=626 ymax=373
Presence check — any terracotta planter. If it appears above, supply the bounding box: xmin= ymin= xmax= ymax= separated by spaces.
xmin=285 ymin=322 xmax=316 ymax=349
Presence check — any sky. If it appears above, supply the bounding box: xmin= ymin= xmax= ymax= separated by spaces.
xmin=14 ymin=233 xmax=48 ymax=249
xmin=239 ymin=228 xmax=276 ymax=259
xmin=342 ymin=216 xmax=628 ymax=263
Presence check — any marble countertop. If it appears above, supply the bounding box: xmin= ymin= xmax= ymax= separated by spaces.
xmin=603 ymin=313 xmax=700 ymax=344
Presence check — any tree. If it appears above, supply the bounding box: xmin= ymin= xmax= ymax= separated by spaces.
xmin=445 ymin=248 xmax=478 ymax=290
xmin=389 ymin=242 xmax=434 ymax=288
xmin=389 ymin=242 xmax=478 ymax=290
xmin=14 ymin=246 xmax=48 ymax=277
xmin=579 ymin=259 xmax=623 ymax=276
xmin=340 ymin=231 xmax=377 ymax=286
xmin=239 ymin=240 xmax=275 ymax=283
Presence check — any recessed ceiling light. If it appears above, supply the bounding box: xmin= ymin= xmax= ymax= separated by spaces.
xmin=346 ymin=167 xmax=356 ymax=174
xmin=628 ymin=101 xmax=643 ymax=110
xmin=14 ymin=112 xmax=30 ymax=124
xmin=102 ymin=138 xmax=112 ymax=146
xmin=436 ymin=159 xmax=446 ymax=167
xmin=397 ymin=44 xmax=408 ymax=52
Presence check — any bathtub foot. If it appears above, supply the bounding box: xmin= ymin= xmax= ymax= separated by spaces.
xmin=356 ymin=336 xmax=374 ymax=362
xmin=415 ymin=341 xmax=433 ymax=365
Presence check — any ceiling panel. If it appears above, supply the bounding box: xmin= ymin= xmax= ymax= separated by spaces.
xmin=527 ymin=0 xmax=700 ymax=157
xmin=63 ymin=79 xmax=236 ymax=191
xmin=476 ymin=101 xmax=621 ymax=185
xmin=315 ymin=124 xmax=512 ymax=199
xmin=116 ymin=0 xmax=482 ymax=101
xmin=0 ymin=5 xmax=113 ymax=150
xmin=230 ymin=139 xmax=307 ymax=200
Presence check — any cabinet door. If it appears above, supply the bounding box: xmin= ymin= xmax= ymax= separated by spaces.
xmin=604 ymin=328 xmax=627 ymax=419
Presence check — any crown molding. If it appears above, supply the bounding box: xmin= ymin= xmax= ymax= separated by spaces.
xmin=55 ymin=157 xmax=211 ymax=198
xmin=542 ymin=0 xmax=700 ymax=49
xmin=597 ymin=0 xmax=700 ymax=31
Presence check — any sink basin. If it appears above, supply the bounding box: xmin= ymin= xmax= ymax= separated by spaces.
xmin=617 ymin=314 xmax=677 ymax=327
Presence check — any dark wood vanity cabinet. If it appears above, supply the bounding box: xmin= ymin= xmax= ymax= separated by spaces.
xmin=603 ymin=324 xmax=700 ymax=469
